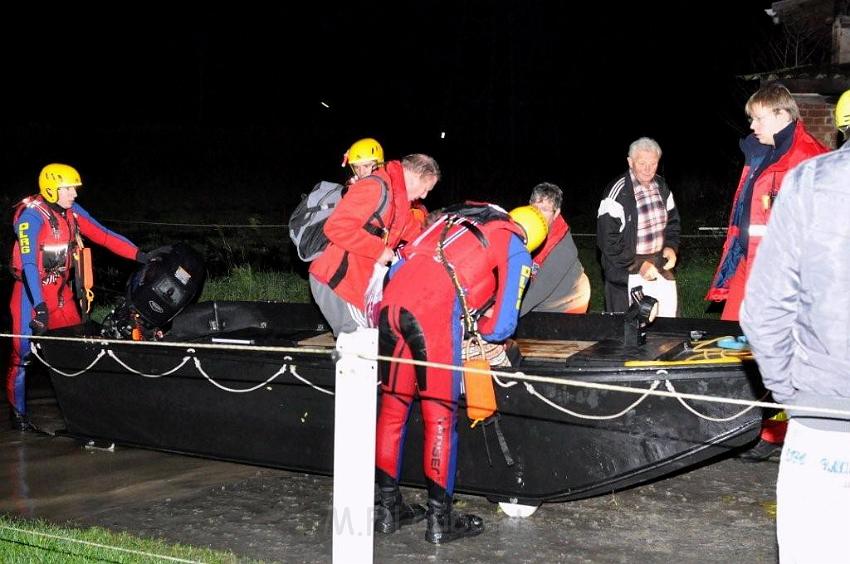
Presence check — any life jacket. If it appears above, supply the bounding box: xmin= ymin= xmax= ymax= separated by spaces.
xmin=404 ymin=202 xmax=525 ymax=315
xmin=11 ymin=195 xmax=80 ymax=289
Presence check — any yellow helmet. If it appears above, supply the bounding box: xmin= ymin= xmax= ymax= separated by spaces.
xmin=342 ymin=137 xmax=384 ymax=167
xmin=39 ymin=163 xmax=82 ymax=204
xmin=509 ymin=205 xmax=549 ymax=252
xmin=836 ymin=89 xmax=850 ymax=131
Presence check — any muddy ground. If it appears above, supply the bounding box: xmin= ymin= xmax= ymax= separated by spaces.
xmin=0 ymin=398 xmax=779 ymax=563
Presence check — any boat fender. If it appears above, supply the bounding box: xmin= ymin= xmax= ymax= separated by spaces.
xmin=463 ymin=336 xmax=498 ymax=427
xmin=498 ymin=502 xmax=539 ymax=518
xmin=463 ymin=356 xmax=497 ymax=427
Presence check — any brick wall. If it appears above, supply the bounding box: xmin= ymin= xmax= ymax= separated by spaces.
xmin=794 ymin=94 xmax=839 ymax=149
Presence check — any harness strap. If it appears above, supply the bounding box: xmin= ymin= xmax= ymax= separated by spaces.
xmin=437 ymin=214 xmax=493 ymax=336
xmin=492 ymin=416 xmax=515 ymax=466
xmin=74 ymin=232 xmax=94 ymax=317
xmin=437 ymin=218 xmax=477 ymax=335
xmin=480 ymin=414 xmax=514 ymax=467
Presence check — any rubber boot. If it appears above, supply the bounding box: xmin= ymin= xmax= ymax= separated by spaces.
xmin=9 ymin=407 xmax=37 ymax=432
xmin=424 ymin=496 xmax=484 ymax=544
xmin=760 ymin=414 xmax=788 ymax=443
xmin=738 ymin=415 xmax=786 ymax=462
xmin=374 ymin=476 xmax=426 ymax=534
xmin=737 ymin=438 xmax=781 ymax=462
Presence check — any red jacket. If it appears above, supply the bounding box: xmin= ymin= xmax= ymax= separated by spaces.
xmin=309 ymin=161 xmax=421 ymax=309
xmin=707 ymin=121 xmax=827 ymax=301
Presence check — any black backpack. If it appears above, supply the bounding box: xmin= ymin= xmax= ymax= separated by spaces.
xmin=288 ymin=175 xmax=390 ymax=262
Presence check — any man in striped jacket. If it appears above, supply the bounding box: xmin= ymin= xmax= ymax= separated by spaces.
xmin=597 ymin=137 xmax=680 ymax=315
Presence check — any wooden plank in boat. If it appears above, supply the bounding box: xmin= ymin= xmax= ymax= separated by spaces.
xmin=516 ymin=339 xmax=597 ymax=360
xmin=296 ymin=333 xmax=596 ymax=359
xmin=297 ymin=332 xmax=336 ymax=348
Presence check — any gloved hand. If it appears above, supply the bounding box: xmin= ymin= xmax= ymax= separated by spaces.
xmin=144 ymin=245 xmax=172 ymax=263
xmin=29 ymin=302 xmax=49 ymax=336
xmin=135 ymin=250 xmax=150 ymax=263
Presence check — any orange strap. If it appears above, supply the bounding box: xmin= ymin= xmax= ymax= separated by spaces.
xmin=74 ymin=234 xmax=95 ymax=314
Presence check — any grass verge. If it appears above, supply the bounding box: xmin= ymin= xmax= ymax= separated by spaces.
xmin=0 ymin=515 xmax=251 ymax=563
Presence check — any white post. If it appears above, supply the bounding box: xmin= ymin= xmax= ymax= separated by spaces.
xmin=332 ymin=328 xmax=378 ymax=564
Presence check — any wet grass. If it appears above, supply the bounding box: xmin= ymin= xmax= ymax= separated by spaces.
xmin=0 ymin=515 xmax=255 ymax=563
xmin=200 ymin=265 xmax=310 ymax=303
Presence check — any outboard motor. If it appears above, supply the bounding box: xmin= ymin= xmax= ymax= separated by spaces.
xmin=102 ymin=243 xmax=206 ymax=340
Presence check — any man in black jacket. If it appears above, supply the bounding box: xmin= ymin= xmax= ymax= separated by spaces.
xmin=597 ymin=137 xmax=680 ymax=314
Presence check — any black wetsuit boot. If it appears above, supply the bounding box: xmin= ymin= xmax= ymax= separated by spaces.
xmin=374 ymin=471 xmax=426 ymax=534
xmin=9 ymin=407 xmax=37 ymax=432
xmin=424 ymin=490 xmax=484 ymax=544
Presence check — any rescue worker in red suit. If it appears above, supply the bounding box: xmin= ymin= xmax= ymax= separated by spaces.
xmin=706 ymin=83 xmax=827 ymax=458
xmin=309 ymin=150 xmax=440 ymax=336
xmin=374 ymin=203 xmax=548 ymax=544
xmin=7 ymin=163 xmax=145 ymax=431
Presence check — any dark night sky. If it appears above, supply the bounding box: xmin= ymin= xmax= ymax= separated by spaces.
xmin=0 ymin=2 xmax=779 ymax=226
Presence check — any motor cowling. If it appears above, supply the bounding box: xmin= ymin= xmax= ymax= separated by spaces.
xmin=102 ymin=243 xmax=206 ymax=339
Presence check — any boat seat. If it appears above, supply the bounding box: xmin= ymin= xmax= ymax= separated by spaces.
xmin=297 ymin=331 xmax=336 ymax=348
xmin=515 ymin=339 xmax=596 ymax=360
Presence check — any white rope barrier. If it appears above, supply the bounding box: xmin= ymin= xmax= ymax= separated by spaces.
xmin=364 ymin=351 xmax=850 ymax=419
xmin=17 ymin=334 xmax=334 ymax=397
xmin=288 ymin=364 xmax=335 ymax=396
xmin=4 ymin=331 xmax=850 ymax=420
xmin=664 ymin=378 xmax=770 ymax=422
xmin=493 ymin=374 xmax=519 ymax=388
xmin=0 ymin=332 xmax=330 ymax=356
xmin=101 ymin=217 xmax=728 ymax=237
xmin=28 ymin=348 xmax=106 ymax=378
xmin=524 ymin=379 xmax=662 ymax=420
xmin=108 ymin=350 xmax=191 ymax=378
xmin=193 ymin=356 xmax=288 ymax=393
xmin=104 ymin=218 xmax=288 ymax=228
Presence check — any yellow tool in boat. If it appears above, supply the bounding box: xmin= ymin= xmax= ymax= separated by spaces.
xmin=625 ymin=357 xmax=743 ymax=367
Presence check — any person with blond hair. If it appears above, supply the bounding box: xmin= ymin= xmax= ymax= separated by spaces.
xmin=709 ymin=82 xmax=828 ymax=460
xmin=740 ymin=90 xmax=850 ymax=562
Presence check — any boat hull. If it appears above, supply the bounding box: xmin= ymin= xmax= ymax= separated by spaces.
xmin=41 ymin=302 xmax=763 ymax=504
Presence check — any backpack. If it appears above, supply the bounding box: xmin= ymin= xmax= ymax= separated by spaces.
xmin=288 ymin=175 xmax=390 ymax=262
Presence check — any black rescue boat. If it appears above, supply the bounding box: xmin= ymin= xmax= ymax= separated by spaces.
xmin=39 ymin=299 xmax=763 ymax=506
